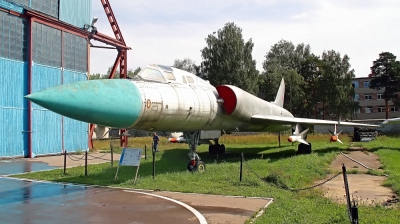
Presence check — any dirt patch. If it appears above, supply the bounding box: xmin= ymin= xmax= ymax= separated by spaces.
xmin=330 ymin=151 xmax=381 ymax=172
xmin=317 ymin=151 xmax=397 ymax=206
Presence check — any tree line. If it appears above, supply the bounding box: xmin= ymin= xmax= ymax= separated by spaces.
xmin=175 ymin=22 xmax=400 ymax=120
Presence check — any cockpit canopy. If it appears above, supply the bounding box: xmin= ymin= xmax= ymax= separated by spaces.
xmin=138 ymin=64 xmax=212 ymax=87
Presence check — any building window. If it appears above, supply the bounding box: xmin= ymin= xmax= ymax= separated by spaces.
xmin=354 ymin=94 xmax=359 ymax=101
xmin=377 ymin=93 xmax=383 ymax=100
xmin=0 ymin=11 xmax=28 ymax=61
xmin=318 ymin=109 xmax=324 ymax=115
xmin=355 ymin=108 xmax=361 ymax=114
xmin=391 ymin=106 xmax=397 ymax=112
xmin=364 ymin=81 xmax=370 ymax=88
xmin=32 ymin=22 xmax=62 ymax=67
xmin=31 ymin=0 xmax=59 ymax=18
xmin=365 ymin=106 xmax=373 ymax=113
xmin=63 ymin=31 xmax=87 ymax=72
xmin=364 ymin=94 xmax=372 ymax=100
xmin=378 ymin=106 xmax=385 ymax=113
xmin=352 ymin=81 xmax=359 ymax=88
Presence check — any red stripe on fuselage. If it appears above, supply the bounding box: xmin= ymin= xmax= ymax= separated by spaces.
xmin=216 ymin=86 xmax=237 ymax=115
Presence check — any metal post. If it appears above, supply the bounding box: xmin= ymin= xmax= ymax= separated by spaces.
xmin=351 ymin=205 xmax=358 ymax=224
xmin=278 ymin=132 xmax=281 ymax=147
xmin=85 ymin=150 xmax=88 ymax=176
xmin=145 ymin=145 xmax=147 ymax=160
xmin=152 ymin=150 xmax=155 ymax=179
xmin=240 ymin=152 xmax=243 ymax=182
xmin=63 ymin=150 xmax=67 ymax=175
xmin=111 ymin=144 xmax=114 ymax=167
xmin=342 ymin=164 xmax=352 ymax=223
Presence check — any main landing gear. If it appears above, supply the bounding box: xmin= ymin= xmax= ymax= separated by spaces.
xmin=297 ymin=143 xmax=312 ymax=154
xmin=184 ymin=132 xmax=206 ymax=172
xmin=208 ymin=138 xmax=225 ymax=155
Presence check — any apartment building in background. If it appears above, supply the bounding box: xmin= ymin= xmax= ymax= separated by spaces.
xmin=351 ymin=77 xmax=400 ymax=120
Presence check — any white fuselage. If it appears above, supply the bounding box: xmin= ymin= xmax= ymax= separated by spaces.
xmin=129 ymin=80 xmax=293 ymax=133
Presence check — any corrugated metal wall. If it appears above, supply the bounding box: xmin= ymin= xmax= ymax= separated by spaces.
xmin=31 ymin=64 xmax=62 ymax=156
xmin=59 ymin=0 xmax=91 ymax=29
xmin=0 ymin=58 xmax=28 ymax=157
xmin=0 ymin=3 xmax=91 ymax=158
xmin=63 ymin=69 xmax=88 ymax=152
xmin=0 ymin=0 xmax=25 ymax=13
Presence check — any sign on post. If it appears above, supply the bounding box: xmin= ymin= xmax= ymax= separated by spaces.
xmin=114 ymin=148 xmax=142 ymax=184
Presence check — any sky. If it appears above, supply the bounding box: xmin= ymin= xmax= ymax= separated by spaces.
xmin=90 ymin=0 xmax=400 ymax=77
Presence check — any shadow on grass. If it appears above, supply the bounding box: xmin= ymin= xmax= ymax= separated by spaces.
xmin=43 ymin=143 xmax=343 ymax=186
xmin=368 ymin=146 xmax=400 ymax=153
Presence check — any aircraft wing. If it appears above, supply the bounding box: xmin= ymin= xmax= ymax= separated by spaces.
xmin=251 ymin=115 xmax=381 ymax=127
xmin=382 ymin=117 xmax=400 ymax=125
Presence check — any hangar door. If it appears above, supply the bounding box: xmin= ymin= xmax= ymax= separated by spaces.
xmin=0 ymin=11 xmax=28 ymax=157
xmin=30 ymin=23 xmax=88 ymax=156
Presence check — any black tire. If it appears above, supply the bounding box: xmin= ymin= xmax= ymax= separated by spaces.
xmin=197 ymin=161 xmax=206 ymax=172
xmin=220 ymin=144 xmax=226 ymax=154
xmin=209 ymin=145 xmax=215 ymax=154
xmin=297 ymin=143 xmax=312 ymax=154
xmin=187 ymin=161 xmax=206 ymax=172
xmin=187 ymin=161 xmax=196 ymax=172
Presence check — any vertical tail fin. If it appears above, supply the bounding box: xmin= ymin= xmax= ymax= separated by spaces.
xmin=272 ymin=78 xmax=285 ymax=108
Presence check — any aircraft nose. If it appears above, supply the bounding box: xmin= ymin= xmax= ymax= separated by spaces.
xmin=25 ymin=79 xmax=142 ymax=128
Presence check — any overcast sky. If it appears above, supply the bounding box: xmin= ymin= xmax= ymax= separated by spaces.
xmin=90 ymin=0 xmax=400 ymax=77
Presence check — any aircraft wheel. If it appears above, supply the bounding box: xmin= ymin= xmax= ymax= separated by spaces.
xmin=197 ymin=161 xmax=206 ymax=172
xmin=187 ymin=161 xmax=206 ymax=172
xmin=297 ymin=143 xmax=312 ymax=154
xmin=209 ymin=145 xmax=215 ymax=154
xmin=220 ymin=144 xmax=226 ymax=154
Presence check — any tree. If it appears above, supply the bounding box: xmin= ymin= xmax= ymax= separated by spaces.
xmin=299 ymin=54 xmax=322 ymax=118
xmin=369 ymin=52 xmax=400 ymax=119
xmin=89 ymin=73 xmax=104 ymax=80
xmin=200 ymin=22 xmax=260 ymax=95
xmin=261 ymin=40 xmax=309 ymax=115
xmin=129 ymin=67 xmax=141 ymax=77
xmin=173 ymin=58 xmax=198 ymax=74
xmin=319 ymin=50 xmax=358 ymax=120
xmin=90 ymin=66 xmax=141 ymax=80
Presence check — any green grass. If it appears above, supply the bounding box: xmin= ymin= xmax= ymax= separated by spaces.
xmin=14 ymin=134 xmax=400 ymax=223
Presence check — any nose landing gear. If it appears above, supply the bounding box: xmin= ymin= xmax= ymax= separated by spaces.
xmin=184 ymin=132 xmax=206 ymax=172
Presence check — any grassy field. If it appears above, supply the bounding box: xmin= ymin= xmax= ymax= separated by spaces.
xmin=14 ymin=133 xmax=400 ymax=223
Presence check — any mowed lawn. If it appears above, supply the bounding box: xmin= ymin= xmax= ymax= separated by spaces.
xmin=14 ymin=134 xmax=400 ymax=223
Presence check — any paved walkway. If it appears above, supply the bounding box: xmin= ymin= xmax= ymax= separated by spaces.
xmin=1 ymin=153 xmax=273 ymax=224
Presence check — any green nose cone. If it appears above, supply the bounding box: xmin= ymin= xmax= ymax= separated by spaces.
xmin=25 ymin=79 xmax=142 ymax=128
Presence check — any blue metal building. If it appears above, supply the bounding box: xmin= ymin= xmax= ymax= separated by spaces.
xmin=0 ymin=0 xmax=92 ymax=157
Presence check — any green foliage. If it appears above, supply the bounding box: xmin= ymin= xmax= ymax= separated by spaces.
xmin=319 ymin=50 xmax=358 ymax=120
xmin=200 ymin=22 xmax=260 ymax=95
xmin=261 ymin=40 xmax=309 ymax=111
xmin=299 ymin=54 xmax=321 ymax=118
xmin=369 ymin=52 xmax=400 ymax=119
xmin=261 ymin=40 xmax=360 ymax=120
xmin=90 ymin=66 xmax=140 ymax=80
xmin=173 ymin=58 xmax=198 ymax=74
